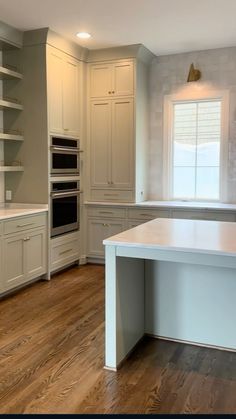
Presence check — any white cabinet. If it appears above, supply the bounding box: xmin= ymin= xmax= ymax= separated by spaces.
xmin=90 ymin=100 xmax=111 ymax=188
xmin=87 ymin=218 xmax=126 ymax=258
xmin=1 ymin=213 xmax=47 ymax=293
xmin=90 ymin=61 xmax=134 ymax=98
xmin=3 ymin=234 xmax=25 ymax=291
xmin=88 ymin=53 xmax=151 ymax=203
xmin=48 ymin=47 xmax=81 ymax=137
xmin=90 ymin=98 xmax=134 ymax=192
xmin=51 ymin=230 xmax=80 ymax=273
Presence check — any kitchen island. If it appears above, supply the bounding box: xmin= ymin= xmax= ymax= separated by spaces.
xmin=104 ymin=218 xmax=236 ymax=370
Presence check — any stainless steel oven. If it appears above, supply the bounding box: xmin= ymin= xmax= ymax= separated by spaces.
xmin=51 ymin=179 xmax=81 ymax=237
xmin=50 ymin=137 xmax=81 ymax=175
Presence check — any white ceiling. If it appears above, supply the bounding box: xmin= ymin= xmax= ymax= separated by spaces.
xmin=0 ymin=0 xmax=236 ymax=55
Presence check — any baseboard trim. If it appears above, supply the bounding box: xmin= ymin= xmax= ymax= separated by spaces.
xmin=146 ymin=333 xmax=236 ymax=353
xmin=87 ymin=257 xmax=105 ymax=265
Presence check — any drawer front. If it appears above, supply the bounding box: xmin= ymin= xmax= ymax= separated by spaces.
xmin=51 ymin=233 xmax=79 ymax=272
xmin=87 ymin=206 xmax=126 ymax=219
xmin=172 ymin=210 xmax=236 ymax=222
xmin=91 ymin=189 xmax=134 ymax=202
xmin=4 ymin=213 xmax=47 ymax=235
xmin=128 ymin=208 xmax=170 ymax=221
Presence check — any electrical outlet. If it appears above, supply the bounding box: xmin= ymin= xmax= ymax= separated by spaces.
xmin=6 ymin=190 xmax=12 ymax=201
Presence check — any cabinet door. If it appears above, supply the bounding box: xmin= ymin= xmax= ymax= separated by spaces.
xmin=90 ymin=101 xmax=111 ymax=188
xmin=3 ymin=235 xmax=25 ymax=292
xmin=111 ymin=98 xmax=134 ymax=188
xmin=90 ymin=64 xmax=112 ymax=98
xmin=113 ymin=61 xmax=134 ymax=97
xmin=87 ymin=218 xmax=126 ymax=257
xmin=48 ymin=49 xmax=64 ymax=134
xmin=63 ymin=57 xmax=80 ymax=137
xmin=26 ymin=229 xmax=46 ymax=281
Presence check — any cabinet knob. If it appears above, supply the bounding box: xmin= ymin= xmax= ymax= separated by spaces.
xmin=112 ymin=91 xmax=115 ymax=94
xmin=108 ymin=91 xmax=111 ymax=94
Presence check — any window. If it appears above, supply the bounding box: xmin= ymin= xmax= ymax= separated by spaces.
xmin=163 ymin=90 xmax=229 ymax=202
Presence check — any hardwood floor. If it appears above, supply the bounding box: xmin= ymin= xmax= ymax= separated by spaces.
xmin=1 ymin=264 xmax=236 ymax=414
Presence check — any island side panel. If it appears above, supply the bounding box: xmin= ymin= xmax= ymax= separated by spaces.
xmin=105 ymin=245 xmax=145 ymax=370
xmin=145 ymin=260 xmax=236 ymax=350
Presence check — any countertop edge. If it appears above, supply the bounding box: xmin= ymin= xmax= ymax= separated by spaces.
xmin=84 ymin=200 xmax=236 ymax=211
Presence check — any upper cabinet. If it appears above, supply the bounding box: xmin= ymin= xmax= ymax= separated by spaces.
xmin=89 ymin=61 xmax=134 ymax=98
xmin=47 ymin=47 xmax=81 ymax=138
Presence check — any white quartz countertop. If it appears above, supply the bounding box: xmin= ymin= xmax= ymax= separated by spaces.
xmin=0 ymin=203 xmax=48 ymax=220
xmin=85 ymin=200 xmax=236 ymax=211
xmin=103 ymin=218 xmax=236 ymax=256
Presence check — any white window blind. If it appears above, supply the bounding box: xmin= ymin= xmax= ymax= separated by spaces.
xmin=172 ymin=100 xmax=221 ymax=201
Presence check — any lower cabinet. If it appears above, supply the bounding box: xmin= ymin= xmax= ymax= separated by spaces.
xmin=3 ymin=228 xmax=47 ymax=293
xmin=50 ymin=231 xmax=80 ymax=273
xmin=87 ymin=218 xmax=126 ymax=258
xmin=0 ymin=213 xmax=47 ymax=294
xmin=86 ymin=204 xmax=236 ymax=261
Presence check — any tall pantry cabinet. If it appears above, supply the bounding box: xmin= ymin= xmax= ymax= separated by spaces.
xmin=86 ymin=47 xmax=154 ymax=203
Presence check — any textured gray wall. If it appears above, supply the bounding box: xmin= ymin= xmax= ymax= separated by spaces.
xmin=149 ymin=46 xmax=236 ymax=202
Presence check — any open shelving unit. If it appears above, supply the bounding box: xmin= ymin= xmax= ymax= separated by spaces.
xmin=0 ymin=65 xmax=22 ymax=80
xmin=0 ymin=131 xmax=23 ymax=141
xmin=0 ymin=98 xmax=23 ymax=111
xmin=0 ymin=166 xmax=24 ymax=172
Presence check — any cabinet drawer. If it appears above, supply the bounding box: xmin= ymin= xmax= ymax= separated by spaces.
xmin=51 ymin=232 xmax=79 ymax=272
xmin=172 ymin=210 xmax=236 ymax=222
xmin=91 ymin=189 xmax=134 ymax=202
xmin=128 ymin=208 xmax=170 ymax=220
xmin=3 ymin=213 xmax=47 ymax=235
xmin=87 ymin=206 xmax=126 ymax=219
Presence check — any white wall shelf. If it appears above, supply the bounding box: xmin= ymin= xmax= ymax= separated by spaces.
xmin=0 ymin=132 xmax=23 ymax=142
xmin=0 ymin=166 xmax=24 ymax=172
xmin=0 ymin=65 xmax=22 ymax=80
xmin=0 ymin=99 xmax=23 ymax=111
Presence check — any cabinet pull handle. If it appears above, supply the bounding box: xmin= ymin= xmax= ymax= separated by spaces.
xmin=64 ymin=128 xmax=69 ymax=131
xmin=17 ymin=223 xmax=34 ymax=228
xmin=23 ymin=237 xmax=30 ymax=241
xmin=102 ymin=223 xmax=110 ymax=227
xmin=99 ymin=211 xmax=114 ymax=214
xmin=59 ymin=248 xmax=73 ymax=255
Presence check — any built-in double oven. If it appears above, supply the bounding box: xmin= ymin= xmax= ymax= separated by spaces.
xmin=50 ymin=137 xmax=82 ymax=238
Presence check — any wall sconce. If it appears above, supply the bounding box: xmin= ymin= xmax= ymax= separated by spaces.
xmin=187 ymin=63 xmax=201 ymax=82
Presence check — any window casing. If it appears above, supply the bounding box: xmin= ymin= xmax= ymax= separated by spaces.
xmin=163 ymin=90 xmax=229 ymax=202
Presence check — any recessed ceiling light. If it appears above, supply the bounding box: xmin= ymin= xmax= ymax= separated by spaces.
xmin=76 ymin=32 xmax=91 ymax=39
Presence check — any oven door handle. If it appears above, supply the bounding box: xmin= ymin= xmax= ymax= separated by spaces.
xmin=50 ymin=146 xmax=83 ymax=153
xmin=51 ymin=190 xmax=82 ymax=198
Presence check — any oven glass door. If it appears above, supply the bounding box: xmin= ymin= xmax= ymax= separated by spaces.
xmin=51 ymin=193 xmax=79 ymax=237
xmin=51 ymin=149 xmax=79 ymax=174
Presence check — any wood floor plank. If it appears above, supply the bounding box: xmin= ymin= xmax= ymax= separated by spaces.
xmin=0 ymin=264 xmax=236 ymax=414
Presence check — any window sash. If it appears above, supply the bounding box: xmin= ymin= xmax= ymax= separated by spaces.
xmin=163 ymin=90 xmax=229 ymax=203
